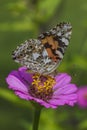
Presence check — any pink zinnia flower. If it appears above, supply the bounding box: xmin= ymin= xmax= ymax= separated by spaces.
xmin=77 ymin=86 xmax=87 ymax=108
xmin=6 ymin=67 xmax=78 ymax=108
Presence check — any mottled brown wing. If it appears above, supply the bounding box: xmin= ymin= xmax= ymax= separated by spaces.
xmin=38 ymin=22 xmax=72 ymax=62
xmin=12 ymin=22 xmax=72 ymax=75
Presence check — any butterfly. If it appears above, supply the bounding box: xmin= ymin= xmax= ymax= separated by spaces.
xmin=12 ymin=22 xmax=72 ymax=75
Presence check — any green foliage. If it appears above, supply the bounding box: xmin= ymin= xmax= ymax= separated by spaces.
xmin=35 ymin=0 xmax=61 ymax=22
xmin=0 ymin=0 xmax=87 ymax=130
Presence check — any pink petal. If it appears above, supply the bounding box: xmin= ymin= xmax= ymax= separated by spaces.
xmin=58 ymin=94 xmax=77 ymax=100
xmin=6 ymin=75 xmax=28 ymax=93
xmin=54 ymin=84 xmax=77 ymax=95
xmin=15 ymin=91 xmax=32 ymax=100
xmin=30 ymin=97 xmax=57 ymax=108
xmin=48 ymin=99 xmax=65 ymax=106
xmin=54 ymin=73 xmax=71 ymax=90
xmin=18 ymin=67 xmax=33 ymax=84
xmin=53 ymin=94 xmax=77 ymax=100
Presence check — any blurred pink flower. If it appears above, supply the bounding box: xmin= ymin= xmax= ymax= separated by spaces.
xmin=6 ymin=67 xmax=78 ymax=108
xmin=77 ymin=86 xmax=87 ymax=108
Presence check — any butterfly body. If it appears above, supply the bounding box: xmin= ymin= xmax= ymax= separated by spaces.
xmin=12 ymin=22 xmax=72 ymax=75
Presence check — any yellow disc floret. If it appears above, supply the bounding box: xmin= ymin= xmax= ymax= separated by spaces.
xmin=29 ymin=73 xmax=56 ymax=100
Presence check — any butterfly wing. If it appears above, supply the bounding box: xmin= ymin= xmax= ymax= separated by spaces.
xmin=12 ymin=22 xmax=72 ymax=74
xmin=38 ymin=22 xmax=72 ymax=62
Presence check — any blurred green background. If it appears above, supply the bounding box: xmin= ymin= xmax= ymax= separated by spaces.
xmin=0 ymin=0 xmax=87 ymax=130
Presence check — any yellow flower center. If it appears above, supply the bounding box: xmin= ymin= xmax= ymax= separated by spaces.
xmin=29 ymin=73 xmax=56 ymax=101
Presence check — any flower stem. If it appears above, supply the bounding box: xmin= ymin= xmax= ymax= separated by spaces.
xmin=32 ymin=107 xmax=42 ymax=130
